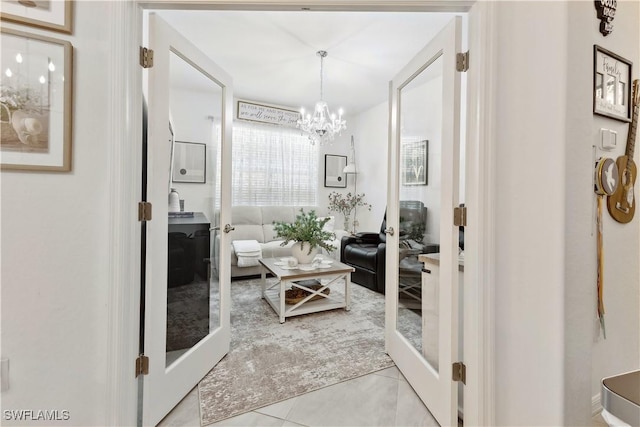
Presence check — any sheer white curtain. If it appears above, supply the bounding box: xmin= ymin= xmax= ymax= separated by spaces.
xmin=231 ymin=121 xmax=318 ymax=206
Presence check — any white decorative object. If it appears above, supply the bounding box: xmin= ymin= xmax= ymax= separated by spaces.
xmin=291 ymin=242 xmax=318 ymax=265
xmin=168 ymin=188 xmax=180 ymax=212
xmin=297 ymin=50 xmax=346 ymax=145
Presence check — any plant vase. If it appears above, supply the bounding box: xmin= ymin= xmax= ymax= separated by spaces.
xmin=291 ymin=242 xmax=318 ymax=265
xmin=343 ymin=214 xmax=351 ymax=232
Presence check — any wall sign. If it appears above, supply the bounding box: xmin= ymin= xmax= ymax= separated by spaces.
xmin=593 ymin=45 xmax=632 ymax=123
xmin=594 ymin=0 xmax=617 ymax=36
xmin=237 ymin=100 xmax=300 ymax=128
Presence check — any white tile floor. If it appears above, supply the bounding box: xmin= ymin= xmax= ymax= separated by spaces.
xmin=158 ymin=366 xmax=440 ymax=427
xmin=158 ymin=368 xmax=612 ymax=427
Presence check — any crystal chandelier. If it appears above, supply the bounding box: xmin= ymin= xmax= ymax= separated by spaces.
xmin=297 ymin=50 xmax=346 ymax=145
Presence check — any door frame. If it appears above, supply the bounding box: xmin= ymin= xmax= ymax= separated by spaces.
xmin=105 ymin=1 xmax=496 ymax=425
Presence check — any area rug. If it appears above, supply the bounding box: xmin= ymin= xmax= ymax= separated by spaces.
xmin=198 ymin=277 xmax=395 ymax=425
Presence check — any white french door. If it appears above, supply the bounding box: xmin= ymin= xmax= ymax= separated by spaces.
xmin=385 ymin=17 xmax=462 ymax=427
xmin=142 ymin=13 xmax=232 ymax=426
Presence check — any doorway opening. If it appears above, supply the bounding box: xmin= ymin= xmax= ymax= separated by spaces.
xmin=138 ymin=5 xmax=475 ymax=426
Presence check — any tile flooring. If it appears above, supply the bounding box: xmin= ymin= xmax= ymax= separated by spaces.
xmin=158 ymin=366 xmax=440 ymax=427
xmin=158 ymin=365 xmax=611 ymax=427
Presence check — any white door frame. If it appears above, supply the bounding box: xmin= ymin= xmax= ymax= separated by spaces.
xmin=105 ymin=1 xmax=496 ymax=425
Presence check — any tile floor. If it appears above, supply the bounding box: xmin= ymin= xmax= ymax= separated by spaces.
xmin=158 ymin=366 xmax=612 ymax=427
xmin=158 ymin=366 xmax=440 ymax=427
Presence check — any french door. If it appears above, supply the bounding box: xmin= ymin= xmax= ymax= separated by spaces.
xmin=141 ymin=13 xmax=232 ymax=426
xmin=385 ymin=17 xmax=462 ymax=427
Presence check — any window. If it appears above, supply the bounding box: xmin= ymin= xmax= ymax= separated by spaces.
xmin=231 ymin=121 xmax=318 ymax=206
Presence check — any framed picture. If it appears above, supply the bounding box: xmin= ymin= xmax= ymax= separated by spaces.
xmin=593 ymin=45 xmax=632 ymax=122
xmin=324 ymin=154 xmax=347 ymax=188
xmin=0 ymin=0 xmax=73 ymax=34
xmin=402 ymin=140 xmax=428 ymax=186
xmin=172 ymin=141 xmax=206 ymax=183
xmin=1 ymin=27 xmax=73 ymax=172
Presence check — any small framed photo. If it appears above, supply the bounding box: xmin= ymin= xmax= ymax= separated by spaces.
xmin=1 ymin=27 xmax=73 ymax=172
xmin=324 ymin=154 xmax=347 ymax=188
xmin=172 ymin=141 xmax=206 ymax=183
xmin=593 ymin=45 xmax=632 ymax=122
xmin=402 ymin=140 xmax=428 ymax=186
xmin=0 ymin=0 xmax=73 ymax=34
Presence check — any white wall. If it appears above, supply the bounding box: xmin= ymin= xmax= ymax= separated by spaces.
xmin=492 ymin=1 xmax=639 ymax=425
xmin=492 ymin=2 xmax=568 ymax=424
xmin=0 ymin=2 xmax=113 ymax=425
xmin=563 ymin=0 xmax=640 ymax=422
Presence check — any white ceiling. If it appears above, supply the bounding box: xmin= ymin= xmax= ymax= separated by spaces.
xmin=154 ymin=10 xmax=460 ymax=116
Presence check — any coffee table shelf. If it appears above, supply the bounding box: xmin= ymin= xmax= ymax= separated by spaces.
xmin=259 ymin=258 xmax=355 ymax=323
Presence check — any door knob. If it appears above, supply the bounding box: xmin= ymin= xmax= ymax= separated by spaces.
xmin=223 ymin=224 xmax=235 ymax=233
xmin=384 ymin=227 xmax=395 ymax=236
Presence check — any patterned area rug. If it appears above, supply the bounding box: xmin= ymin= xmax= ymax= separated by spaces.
xmin=198 ymin=277 xmax=395 ymax=425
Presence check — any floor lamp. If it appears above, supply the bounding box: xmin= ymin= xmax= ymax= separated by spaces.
xmin=343 ymin=135 xmax=358 ymax=233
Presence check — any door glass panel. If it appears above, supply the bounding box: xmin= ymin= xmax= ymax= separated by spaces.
xmin=396 ymin=54 xmax=443 ymax=372
xmin=166 ymin=51 xmax=223 ymax=367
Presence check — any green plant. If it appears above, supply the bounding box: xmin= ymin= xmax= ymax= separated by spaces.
xmin=273 ymin=209 xmax=336 ymax=254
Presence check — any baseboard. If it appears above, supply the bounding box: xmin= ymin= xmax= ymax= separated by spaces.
xmin=593 ymin=393 xmax=602 ymax=417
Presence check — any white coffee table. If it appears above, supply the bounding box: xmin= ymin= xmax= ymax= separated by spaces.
xmin=259 ymin=257 xmax=355 ymax=323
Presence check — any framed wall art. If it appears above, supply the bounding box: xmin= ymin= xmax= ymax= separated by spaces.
xmin=237 ymin=100 xmax=300 ymax=128
xmin=0 ymin=0 xmax=73 ymax=34
xmin=324 ymin=154 xmax=347 ymax=188
xmin=593 ymin=45 xmax=632 ymax=122
xmin=401 ymin=140 xmax=428 ymax=186
xmin=172 ymin=141 xmax=206 ymax=183
xmin=0 ymin=27 xmax=73 ymax=172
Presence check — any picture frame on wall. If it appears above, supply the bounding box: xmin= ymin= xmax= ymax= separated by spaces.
xmin=0 ymin=0 xmax=73 ymax=34
xmin=0 ymin=27 xmax=73 ymax=172
xmin=401 ymin=140 xmax=428 ymax=186
xmin=593 ymin=45 xmax=632 ymax=123
xmin=324 ymin=154 xmax=347 ymax=188
xmin=172 ymin=141 xmax=206 ymax=183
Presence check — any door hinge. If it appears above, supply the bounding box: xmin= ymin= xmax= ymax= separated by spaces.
xmin=135 ymin=354 xmax=149 ymax=377
xmin=456 ymin=51 xmax=469 ymax=72
xmin=452 ymin=361 xmax=466 ymax=384
xmin=454 ymin=206 xmax=467 ymax=227
xmin=138 ymin=202 xmax=152 ymax=222
xmin=140 ymin=46 xmax=154 ymax=68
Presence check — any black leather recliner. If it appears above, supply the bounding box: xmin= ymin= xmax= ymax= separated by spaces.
xmin=340 ymin=219 xmax=388 ymax=294
xmin=341 ymin=201 xmax=438 ymax=295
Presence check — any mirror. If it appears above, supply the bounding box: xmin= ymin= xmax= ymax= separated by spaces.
xmin=395 ymin=53 xmax=444 ymax=372
xmin=165 ymin=50 xmax=223 ymax=366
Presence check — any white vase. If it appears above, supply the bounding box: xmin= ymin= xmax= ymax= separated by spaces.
xmin=291 ymin=242 xmax=318 ymax=264
xmin=168 ymin=188 xmax=180 ymax=212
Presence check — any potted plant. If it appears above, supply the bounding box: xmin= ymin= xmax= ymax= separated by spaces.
xmin=273 ymin=209 xmax=336 ymax=264
xmin=327 ymin=191 xmax=372 ymax=232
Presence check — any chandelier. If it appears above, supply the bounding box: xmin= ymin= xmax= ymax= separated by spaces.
xmin=297 ymin=50 xmax=346 ymax=145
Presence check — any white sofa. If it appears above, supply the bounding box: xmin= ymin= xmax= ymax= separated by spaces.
xmin=228 ymin=206 xmax=349 ymax=278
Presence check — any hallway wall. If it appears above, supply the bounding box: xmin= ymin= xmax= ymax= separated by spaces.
xmin=0 ymin=2 xmax=113 ymax=425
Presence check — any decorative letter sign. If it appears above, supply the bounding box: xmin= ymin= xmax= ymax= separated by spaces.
xmin=595 ymin=0 xmax=617 ymax=36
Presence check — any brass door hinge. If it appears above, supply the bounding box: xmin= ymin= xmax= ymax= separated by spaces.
xmin=135 ymin=354 xmax=149 ymax=377
xmin=454 ymin=206 xmax=467 ymax=227
xmin=138 ymin=202 xmax=152 ymax=222
xmin=456 ymin=51 xmax=469 ymax=72
xmin=452 ymin=361 xmax=466 ymax=384
xmin=140 ymin=47 xmax=154 ymax=68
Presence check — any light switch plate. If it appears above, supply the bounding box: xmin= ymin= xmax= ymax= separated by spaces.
xmin=601 ymin=128 xmax=618 ymax=150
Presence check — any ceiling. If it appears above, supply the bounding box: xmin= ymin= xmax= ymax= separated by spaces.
xmin=154 ymin=10 xmax=461 ymax=116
